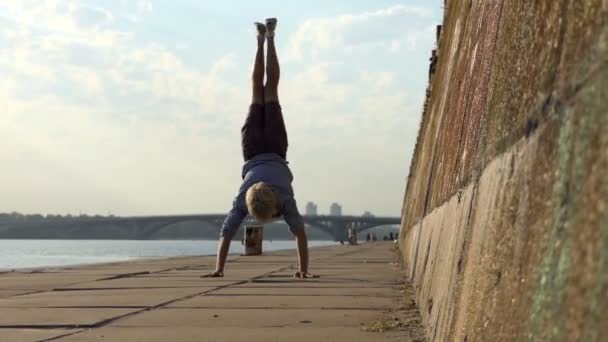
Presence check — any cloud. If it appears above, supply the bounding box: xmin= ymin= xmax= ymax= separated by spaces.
xmin=0 ymin=0 xmax=243 ymax=119
xmin=280 ymin=4 xmax=436 ymax=135
xmin=72 ymin=5 xmax=114 ymax=29
xmin=1 ymin=2 xmax=440 ymax=216
xmin=285 ymin=4 xmax=435 ymax=62
xmin=137 ymin=0 xmax=153 ymax=13
xmin=0 ymin=0 xmax=246 ymax=214
xmin=273 ymin=4 xmax=440 ymax=215
xmin=120 ymin=0 xmax=153 ymax=23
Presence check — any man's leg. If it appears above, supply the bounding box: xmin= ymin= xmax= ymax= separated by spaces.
xmin=241 ymin=23 xmax=267 ymax=161
xmin=205 ymin=25 xmax=266 ymax=278
xmin=264 ymin=18 xmax=279 ymax=104
xmin=252 ymin=23 xmax=266 ymax=105
xmin=263 ymin=18 xmax=288 ymax=159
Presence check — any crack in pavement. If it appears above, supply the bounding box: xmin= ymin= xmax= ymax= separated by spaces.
xmin=163 ymin=306 xmax=390 ymax=311
xmin=203 ymin=294 xmax=400 ymax=297
xmin=23 ymin=264 xmax=295 ymax=340
xmin=3 ymin=246 xmax=403 ymax=341
xmin=52 ymin=286 xmax=211 ymax=291
xmin=95 ymin=271 xmax=151 ymax=281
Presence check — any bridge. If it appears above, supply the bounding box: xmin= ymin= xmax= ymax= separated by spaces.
xmin=16 ymin=214 xmax=401 ymax=241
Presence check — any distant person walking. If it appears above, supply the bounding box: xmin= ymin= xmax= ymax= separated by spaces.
xmin=204 ymin=18 xmax=315 ymax=279
xmin=348 ymin=225 xmax=358 ymax=245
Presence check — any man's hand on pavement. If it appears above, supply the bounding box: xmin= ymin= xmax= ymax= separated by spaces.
xmin=202 ymin=270 xmax=224 ymax=278
xmin=294 ymin=271 xmax=318 ymax=279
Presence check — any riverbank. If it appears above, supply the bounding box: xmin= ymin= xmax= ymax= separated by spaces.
xmin=0 ymin=239 xmax=338 ymax=271
xmin=0 ymin=242 xmax=423 ymax=342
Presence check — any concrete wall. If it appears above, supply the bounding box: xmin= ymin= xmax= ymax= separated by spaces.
xmin=399 ymin=1 xmax=607 ymax=341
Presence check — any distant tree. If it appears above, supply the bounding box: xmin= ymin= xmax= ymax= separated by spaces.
xmin=362 ymin=211 xmax=375 ymax=218
xmin=0 ymin=213 xmax=10 ymax=223
xmin=10 ymin=212 xmax=24 ymax=220
xmin=28 ymin=214 xmax=44 ymax=221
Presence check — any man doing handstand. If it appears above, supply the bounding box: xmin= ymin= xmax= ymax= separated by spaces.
xmin=205 ymin=18 xmax=315 ymax=279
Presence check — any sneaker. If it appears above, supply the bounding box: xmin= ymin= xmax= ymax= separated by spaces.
xmin=254 ymin=22 xmax=266 ymax=38
xmin=265 ymin=18 xmax=277 ymax=38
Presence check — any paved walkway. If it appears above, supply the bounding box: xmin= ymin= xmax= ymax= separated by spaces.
xmin=0 ymin=242 xmax=424 ymax=342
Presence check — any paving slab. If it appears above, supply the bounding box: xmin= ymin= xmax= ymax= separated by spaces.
xmin=228 ymin=257 xmax=302 ymax=264
xmin=167 ymin=294 xmax=396 ymax=309
xmin=0 ymin=289 xmax=37 ymax=298
xmin=0 ymin=288 xmax=211 ymax=308
xmin=0 ymin=329 xmax=79 ymax=342
xmin=149 ymin=267 xmax=281 ymax=278
xmin=1 ymin=243 xmax=423 ymax=341
xmin=111 ymin=308 xmax=385 ymax=328
xmin=239 ymin=279 xmax=400 ymax=288
xmin=59 ymin=277 xmax=234 ymax=290
xmin=0 ymin=274 xmax=105 ymax=291
xmin=0 ymin=308 xmax=135 ymax=327
xmin=57 ymin=327 xmax=411 ymax=342
xmin=260 ymin=271 xmax=402 ymax=284
xmin=211 ymin=286 xmax=401 ymax=297
xmin=48 ymin=258 xmax=215 ymax=275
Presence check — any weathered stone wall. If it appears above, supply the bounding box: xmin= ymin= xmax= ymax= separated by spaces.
xmin=399 ymin=1 xmax=607 ymax=341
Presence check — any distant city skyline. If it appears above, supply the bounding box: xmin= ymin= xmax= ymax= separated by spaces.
xmin=4 ymin=198 xmax=377 ymax=218
xmin=304 ymin=201 xmax=372 ymax=217
xmin=0 ymin=1 xmax=442 ymax=216
xmin=330 ymin=202 xmax=343 ymax=216
xmin=305 ymin=202 xmax=318 ymax=216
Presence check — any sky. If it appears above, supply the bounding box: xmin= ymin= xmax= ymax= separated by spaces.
xmin=0 ymin=0 xmax=442 ymax=217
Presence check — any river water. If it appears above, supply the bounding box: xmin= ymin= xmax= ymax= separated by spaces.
xmin=0 ymin=239 xmax=337 ymax=270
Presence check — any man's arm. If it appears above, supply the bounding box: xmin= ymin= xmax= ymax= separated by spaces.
xmin=205 ymin=204 xmax=246 ymax=277
xmin=294 ymin=227 xmax=309 ymax=273
xmin=293 ymin=227 xmax=317 ymax=278
xmin=211 ymin=237 xmax=231 ymax=276
xmin=283 ymin=199 xmax=317 ymax=278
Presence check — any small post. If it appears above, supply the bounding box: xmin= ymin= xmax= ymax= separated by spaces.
xmin=244 ymin=225 xmax=264 ymax=255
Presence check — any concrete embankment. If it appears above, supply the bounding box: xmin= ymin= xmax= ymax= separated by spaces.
xmin=0 ymin=243 xmax=425 ymax=342
xmin=399 ymin=1 xmax=607 ymax=341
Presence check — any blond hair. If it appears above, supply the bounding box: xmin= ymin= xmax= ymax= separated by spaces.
xmin=245 ymin=182 xmax=278 ymax=223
